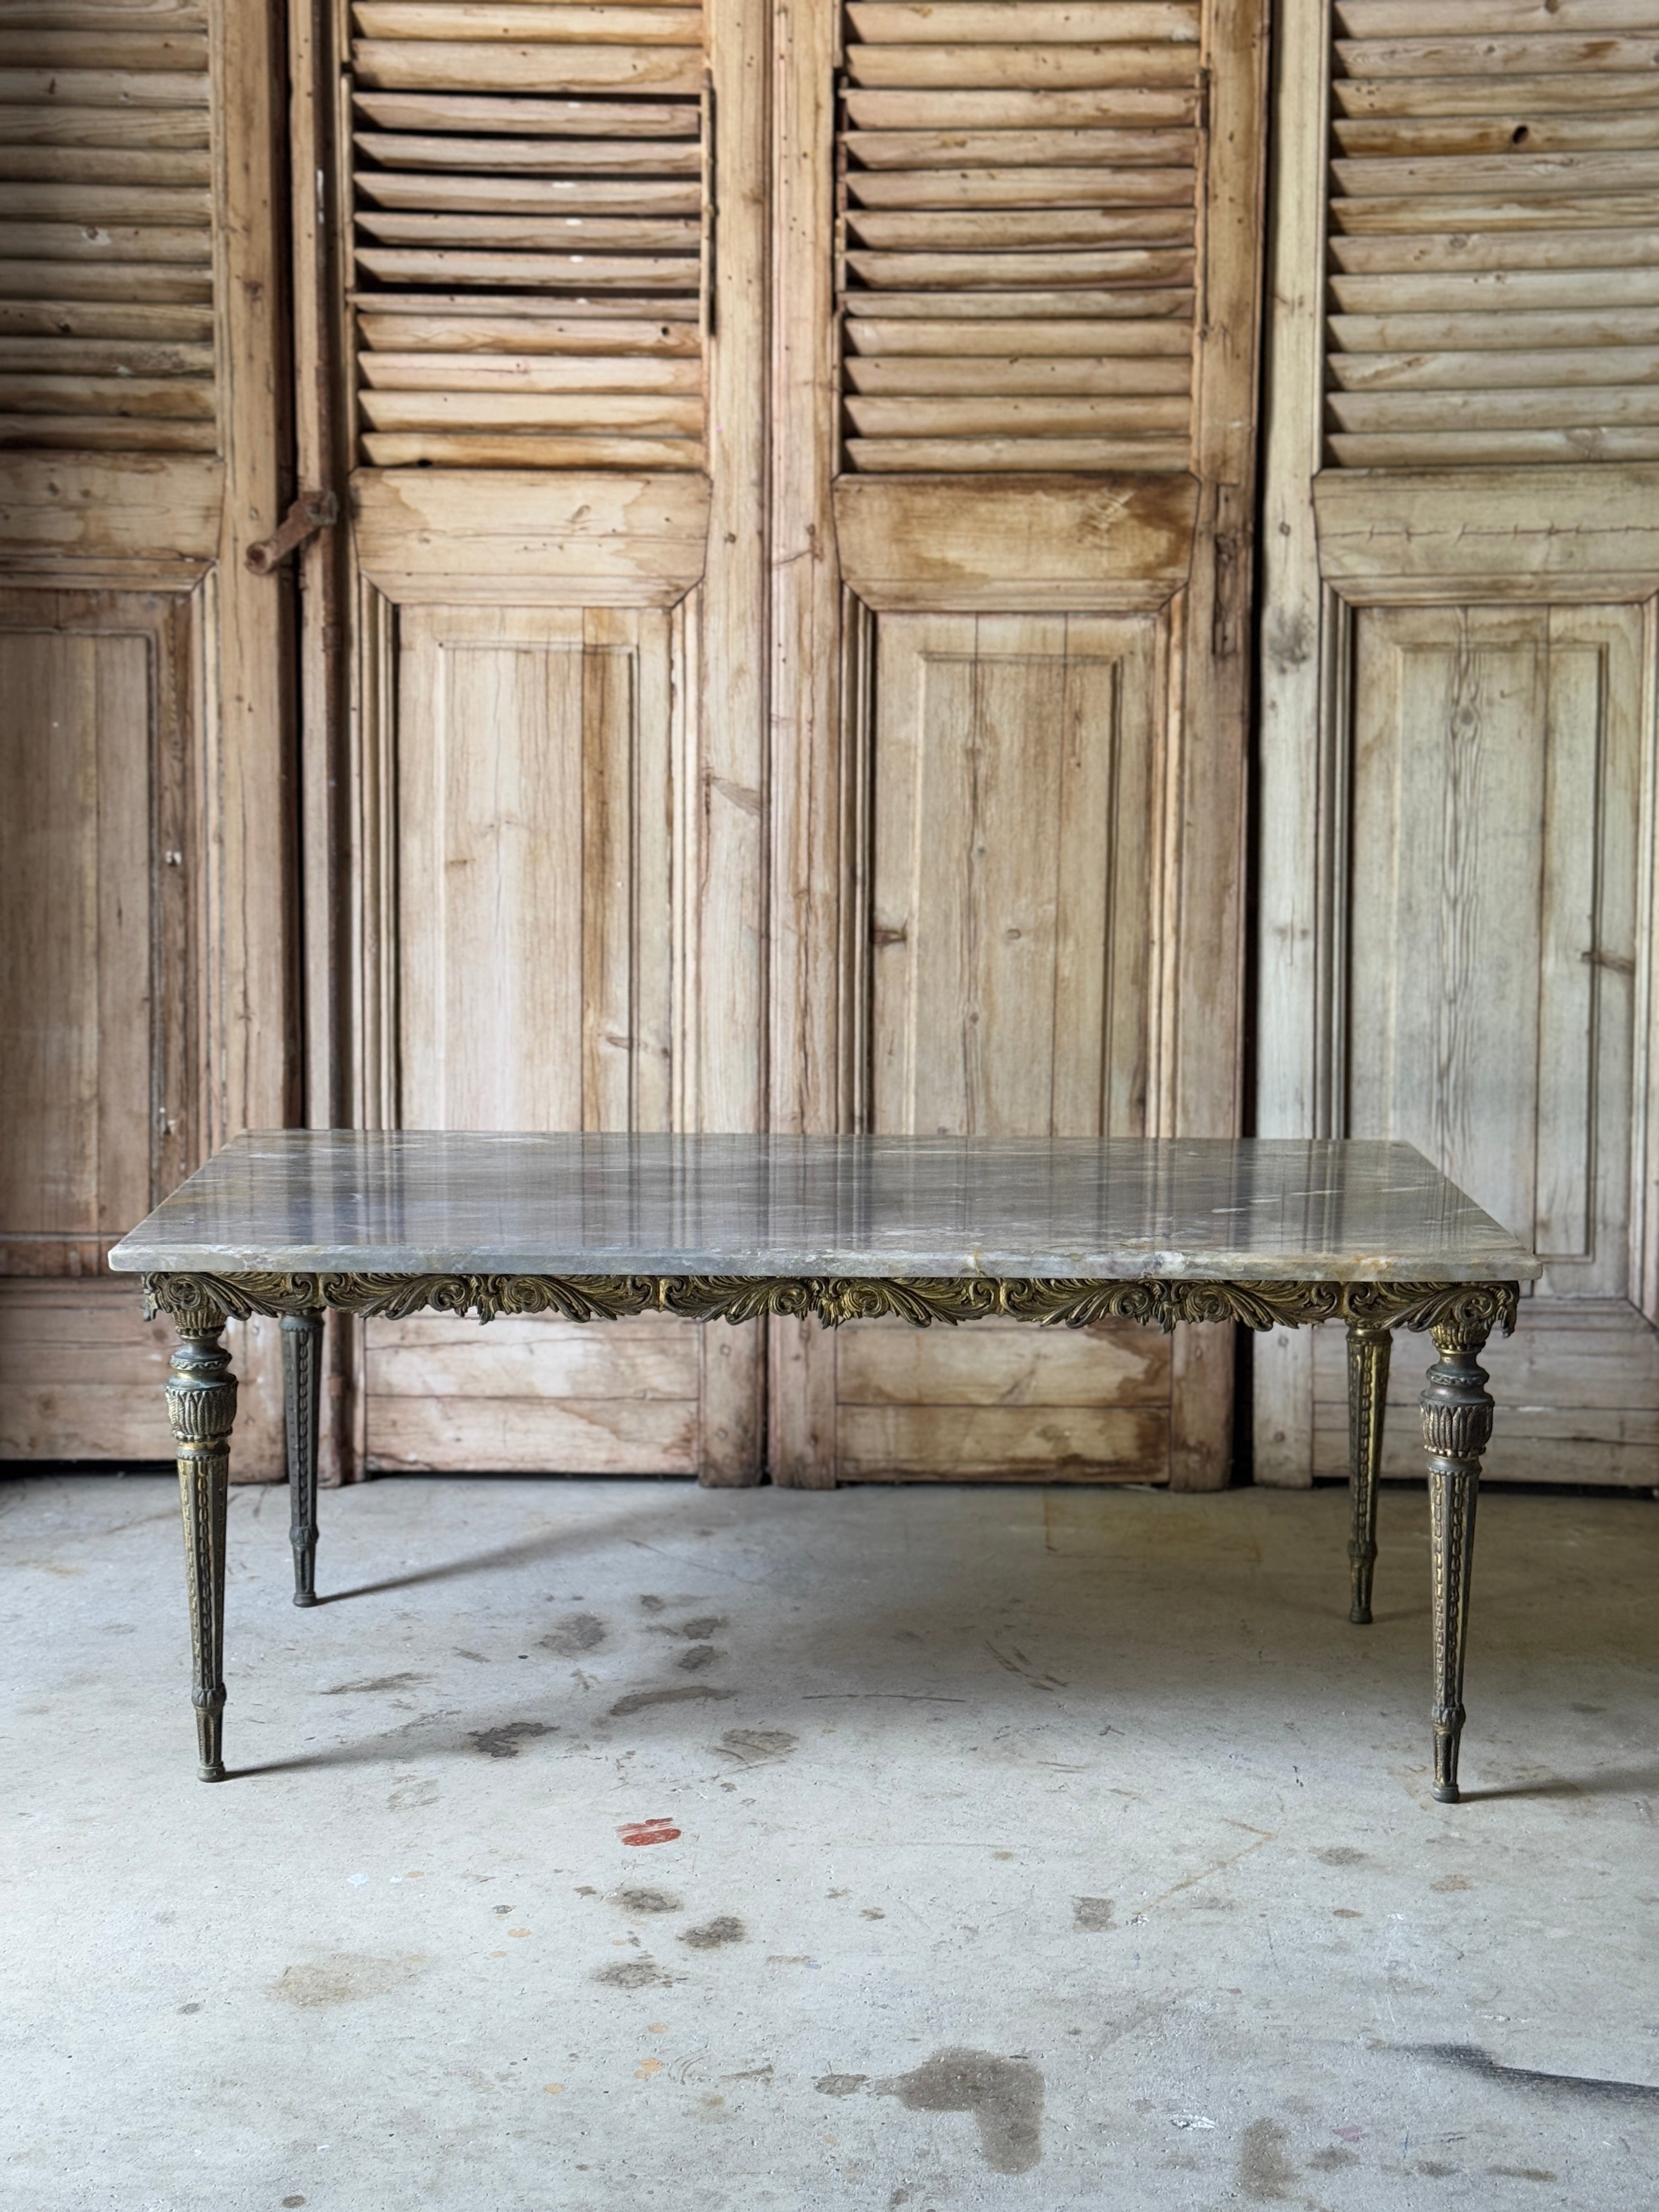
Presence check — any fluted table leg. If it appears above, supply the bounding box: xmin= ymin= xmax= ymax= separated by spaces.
xmin=282 ymin=1310 xmax=324 ymax=1606
xmin=1419 ymin=1314 xmax=1494 ymax=1805
xmin=1345 ymin=1319 xmax=1391 ymax=1626
xmin=165 ymin=1307 xmax=239 ymax=1781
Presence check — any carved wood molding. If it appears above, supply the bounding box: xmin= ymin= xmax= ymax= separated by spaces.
xmin=142 ymin=1272 xmax=1521 ymax=1338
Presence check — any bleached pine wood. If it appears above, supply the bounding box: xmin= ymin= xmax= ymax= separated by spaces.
xmin=843 ymin=86 xmax=1198 ymax=127
xmin=360 ymin=349 xmax=701 ymax=388
xmin=1334 ymin=115 xmax=1659 ymax=156
xmin=1336 ymin=0 xmax=1658 ymax=29
xmin=351 ymin=36 xmax=703 ymax=90
xmin=844 ymin=43 xmax=1197 ymax=88
xmin=356 ymin=129 xmax=703 ymax=171
xmin=848 ymin=3 xmax=1200 ymax=40
xmin=1328 ymin=345 xmax=1659 ymax=390
xmin=1336 ymin=34 xmax=1659 ymax=78
xmin=359 ymin=172 xmax=701 ymax=213
xmin=354 ymin=4 xmax=703 ymax=41
xmin=844 ymin=355 xmax=1190 ymax=394
xmin=1256 ymin=0 xmax=1659 ymax=1484
xmin=1334 ymin=70 xmax=1659 ymax=119
xmin=847 ymin=285 xmax=1193 ymax=317
xmin=844 ymin=126 xmax=1194 ymax=167
xmin=357 ymin=311 xmax=699 ymax=350
xmin=847 ymin=167 xmax=1197 ymax=209
xmin=340 ymin=0 xmax=763 ymax=1480
xmin=351 ymin=88 xmax=699 ymax=131
xmin=846 ymin=316 xmax=1189 ymax=354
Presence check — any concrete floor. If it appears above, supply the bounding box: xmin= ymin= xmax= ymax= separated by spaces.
xmin=3 ymin=1473 xmax=1657 ymax=2212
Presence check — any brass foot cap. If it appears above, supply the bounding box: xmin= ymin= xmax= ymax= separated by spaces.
xmin=1348 ymin=1606 xmax=1373 ymax=1626
xmin=292 ymin=1591 xmax=319 ymax=1609
xmin=198 ymin=1762 xmax=227 ymax=1783
xmin=1431 ymin=1782 xmax=1460 ymax=1804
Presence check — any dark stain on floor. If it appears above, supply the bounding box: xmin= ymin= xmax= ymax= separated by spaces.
xmin=1237 ymin=2118 xmax=1298 ymax=2200
xmin=610 ymin=1685 xmax=736 ymax=1718
xmin=713 ymin=1727 xmax=798 ymax=1765
xmin=616 ymin=1887 xmax=682 ymax=1914
xmin=679 ymin=1644 xmax=722 ymax=1672
xmin=323 ymin=1672 xmax=426 ymax=1696
xmin=815 ymin=2074 xmax=868 ymax=2097
xmin=540 ymin=1613 xmax=607 ymax=1657
xmin=592 ymin=1957 xmax=675 ymax=1990
xmin=879 ymin=2049 xmax=1044 ymax=2175
xmin=680 ymin=1616 xmax=727 ymax=1639
xmin=469 ymin=1720 xmax=555 ymax=1759
xmin=679 ymin=1915 xmax=746 ymax=1949
xmin=1073 ymin=1897 xmax=1115 ymax=1932
xmin=1409 ymin=2043 xmax=1659 ymax=2107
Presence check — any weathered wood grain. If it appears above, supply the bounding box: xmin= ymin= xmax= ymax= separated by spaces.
xmin=351 ymin=88 xmax=699 ymax=131
xmin=844 ymin=125 xmax=1195 ymax=168
xmin=362 ymin=427 xmax=703 ymax=464
xmin=844 ymin=353 xmax=1190 ymax=393
xmin=832 ymin=473 xmax=1197 ymax=603
xmin=355 ymin=246 xmax=700 ymax=286
xmin=360 ymin=349 xmax=701 ymax=388
xmin=844 ymin=431 xmax=1190 ymax=469
xmin=843 ymin=86 xmax=1199 ymax=128
xmin=354 ymin=3 xmax=703 ymax=41
xmin=354 ymin=127 xmax=703 ymax=170
xmin=351 ymin=35 xmax=703 ymax=90
xmin=359 ymin=387 xmax=703 ymax=430
xmin=836 ymin=1404 xmax=1169 ymax=1479
xmin=357 ymin=311 xmax=699 ymax=352
xmin=352 ymin=466 xmax=710 ymax=602
xmin=848 ymin=166 xmax=1195 ymax=209
xmin=845 ymin=42 xmax=1197 ymax=88
xmin=848 ymin=2 xmax=1200 ymax=41
xmin=846 ymin=314 xmax=1190 ymax=353
xmin=359 ymin=172 xmax=701 ymax=215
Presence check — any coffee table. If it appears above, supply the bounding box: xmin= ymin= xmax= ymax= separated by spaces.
xmin=108 ymin=1133 xmax=1538 ymax=1801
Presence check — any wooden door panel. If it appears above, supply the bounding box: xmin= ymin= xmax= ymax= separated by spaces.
xmin=364 ymin=1312 xmax=706 ymax=1475
xmin=325 ymin=0 xmax=769 ymax=1481
xmin=0 ymin=605 xmax=172 ymax=1255
xmin=869 ymin=611 xmax=1159 ymax=1141
xmin=1348 ymin=603 xmax=1641 ymax=1300
xmin=366 ymin=595 xmax=735 ymax=1474
xmin=394 ymin=602 xmax=674 ymax=1133
xmin=770 ymin=0 xmax=1266 ymax=1487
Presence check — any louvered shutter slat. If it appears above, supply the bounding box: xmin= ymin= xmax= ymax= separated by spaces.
xmin=1324 ymin=7 xmax=1659 ymax=467
xmin=836 ymin=0 xmax=1199 ymax=474
xmin=0 ymin=21 xmax=215 ymax=451
xmin=351 ymin=3 xmax=708 ymax=466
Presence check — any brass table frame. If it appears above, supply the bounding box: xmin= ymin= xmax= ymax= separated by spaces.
xmin=143 ymin=1269 xmax=1520 ymax=1803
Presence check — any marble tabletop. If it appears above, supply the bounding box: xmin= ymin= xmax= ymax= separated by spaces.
xmin=108 ymin=1134 xmax=1539 ymax=1284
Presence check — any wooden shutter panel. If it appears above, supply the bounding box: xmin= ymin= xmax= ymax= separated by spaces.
xmin=837 ymin=0 xmax=1199 ymax=473
xmin=1256 ymin=0 xmax=1659 ymax=1489
xmin=329 ymin=0 xmax=767 ymax=1481
xmin=770 ymin=0 xmax=1267 ymax=1487
xmin=347 ymin=0 xmax=708 ymax=470
xmin=1325 ymin=0 xmax=1659 ymax=468
xmin=0 ymin=2 xmax=291 ymax=1472
xmin=0 ymin=5 xmax=215 ymax=455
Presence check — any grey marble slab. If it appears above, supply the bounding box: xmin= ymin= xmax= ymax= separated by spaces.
xmin=107 ymin=1134 xmax=1539 ymax=1283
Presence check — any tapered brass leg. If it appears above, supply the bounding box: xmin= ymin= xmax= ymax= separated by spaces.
xmin=282 ymin=1311 xmax=323 ymax=1607
xmin=1346 ymin=1320 xmax=1391 ymax=1624
xmin=1419 ymin=1315 xmax=1494 ymax=1805
xmin=165 ymin=1308 xmax=238 ymax=1781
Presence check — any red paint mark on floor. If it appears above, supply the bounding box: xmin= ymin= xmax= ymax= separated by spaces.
xmin=618 ymin=1818 xmax=680 ymax=1847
